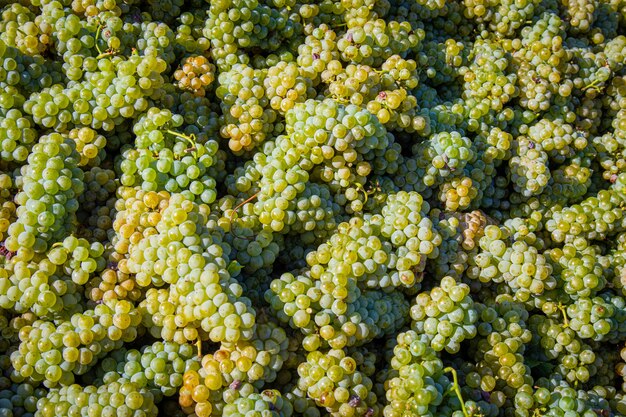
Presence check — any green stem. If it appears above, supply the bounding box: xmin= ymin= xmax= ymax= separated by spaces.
xmin=96 ymin=50 xmax=117 ymax=59
xmin=228 ymin=193 xmax=259 ymax=241
xmin=444 ymin=367 xmax=471 ymax=417
xmin=166 ymin=129 xmax=195 ymax=146
xmin=95 ymin=25 xmax=103 ymax=55
xmin=166 ymin=130 xmax=198 ymax=157
xmin=557 ymin=302 xmax=569 ymax=328
xmin=582 ymin=79 xmax=600 ymax=91
xmin=355 ymin=183 xmax=369 ymax=204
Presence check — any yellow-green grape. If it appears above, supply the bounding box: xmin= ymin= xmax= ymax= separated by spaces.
xmin=563 ymin=295 xmax=623 ymax=342
xmin=265 ymin=60 xmax=314 ymax=114
xmin=545 ymin=185 xmax=626 ymax=244
xmin=24 ymin=54 xmax=167 ymax=131
xmin=528 ymin=118 xmax=583 ymax=158
xmin=461 ymin=40 xmax=517 ymax=125
xmin=469 ymin=301 xmax=533 ymax=406
xmin=0 ymin=3 xmax=49 ymax=55
xmin=216 ymin=64 xmax=277 ymax=153
xmin=297 ymin=24 xmax=340 ymax=80
xmin=223 ymin=390 xmax=294 ymax=417
xmin=203 ymin=0 xmax=298 ymax=71
xmin=94 ymin=340 xmax=199 ymax=397
xmin=174 ymin=11 xmax=211 ymax=55
xmin=198 ymin=321 xmax=290 ymax=391
xmin=266 ymin=271 xmax=409 ymax=349
xmin=0 ymin=357 xmax=46 ymax=417
xmin=530 ymin=314 xmax=600 ymax=386
xmin=133 ymin=193 xmax=256 ymax=344
xmin=512 ymin=13 xmax=567 ymax=112
xmin=563 ymin=0 xmax=595 ymax=34
xmin=413 ymin=131 xmax=475 ymax=188
xmin=337 ymin=19 xmax=420 ymax=67
xmin=546 ymin=242 xmax=606 ymax=300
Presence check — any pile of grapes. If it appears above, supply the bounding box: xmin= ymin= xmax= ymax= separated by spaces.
xmin=2 ymin=0 xmax=626 ymax=416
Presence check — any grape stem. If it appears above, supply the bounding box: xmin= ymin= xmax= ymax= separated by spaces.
xmin=96 ymin=50 xmax=119 ymax=59
xmin=331 ymin=95 xmax=350 ymax=104
xmin=582 ymin=79 xmax=602 ymax=93
xmin=354 ymin=183 xmax=369 ymax=204
xmin=444 ymin=366 xmax=471 ymax=417
xmin=556 ymin=302 xmax=569 ymax=328
xmin=95 ymin=24 xmax=103 ymax=55
xmin=196 ymin=337 xmax=202 ymax=358
xmin=228 ymin=193 xmax=260 ymax=240
xmin=166 ymin=130 xmax=198 ymax=158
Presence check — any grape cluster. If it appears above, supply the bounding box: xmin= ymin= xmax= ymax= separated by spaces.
xmin=467 ymin=301 xmax=534 ymax=415
xmin=0 ymin=173 xmax=17 ymax=244
xmin=0 ymin=356 xmax=46 ymax=417
xmin=467 ymin=225 xmax=555 ymax=302
xmin=530 ymin=314 xmax=600 ymax=386
xmin=67 ymin=127 xmax=107 ymax=168
xmin=134 ymin=193 xmax=256 ymax=344
xmin=35 ymin=372 xmax=158 ymax=417
xmin=383 ymin=331 xmax=468 ymax=417
xmin=11 ymin=299 xmax=142 ymax=387
xmin=203 ymin=0 xmax=300 ymax=71
xmin=298 ymin=349 xmax=378 ymax=417
xmin=4 ymin=133 xmax=84 ymax=260
xmin=174 ymin=55 xmax=216 ymax=96
xmin=90 ymin=340 xmax=199 ymax=397
xmin=410 ymin=276 xmax=477 ymax=353
xmin=216 ymin=64 xmax=280 ymax=153
xmin=120 ymin=107 xmax=219 ymax=204
xmin=0 ymin=108 xmax=37 ymax=164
